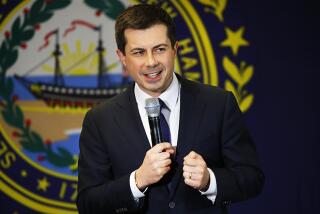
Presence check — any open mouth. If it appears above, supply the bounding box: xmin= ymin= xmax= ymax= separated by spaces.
xmin=144 ymin=69 xmax=163 ymax=79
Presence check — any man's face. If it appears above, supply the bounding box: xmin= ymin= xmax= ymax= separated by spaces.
xmin=117 ymin=24 xmax=178 ymax=97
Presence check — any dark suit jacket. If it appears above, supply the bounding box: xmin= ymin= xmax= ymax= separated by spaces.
xmin=77 ymin=76 xmax=264 ymax=214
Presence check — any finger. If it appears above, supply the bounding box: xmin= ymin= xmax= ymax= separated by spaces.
xmin=183 ymin=165 xmax=196 ymax=173
xmin=164 ymin=148 xmax=175 ymax=155
xmin=153 ymin=159 xmax=172 ymax=169
xmin=183 ymin=158 xmax=204 ymax=167
xmin=183 ymin=165 xmax=204 ymax=174
xmin=183 ymin=171 xmax=202 ymax=180
xmin=184 ymin=151 xmax=200 ymax=160
xmin=152 ymin=143 xmax=173 ymax=153
xmin=155 ymin=165 xmax=171 ymax=176
xmin=161 ymin=143 xmax=175 ymax=152
xmin=188 ymin=151 xmax=199 ymax=159
xmin=154 ymin=151 xmax=172 ymax=161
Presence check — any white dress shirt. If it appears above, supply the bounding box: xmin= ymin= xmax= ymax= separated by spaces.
xmin=129 ymin=73 xmax=217 ymax=203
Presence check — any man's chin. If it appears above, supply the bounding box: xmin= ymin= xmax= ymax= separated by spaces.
xmin=139 ymin=84 xmax=165 ymax=97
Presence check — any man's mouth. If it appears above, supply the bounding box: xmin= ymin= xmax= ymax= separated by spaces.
xmin=144 ymin=70 xmax=163 ymax=79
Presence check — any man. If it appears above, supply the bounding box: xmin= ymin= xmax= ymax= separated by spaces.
xmin=77 ymin=4 xmax=264 ymax=214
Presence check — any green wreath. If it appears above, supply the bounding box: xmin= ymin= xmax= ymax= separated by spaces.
xmin=0 ymin=0 xmax=77 ymax=170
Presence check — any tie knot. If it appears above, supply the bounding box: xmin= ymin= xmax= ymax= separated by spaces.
xmin=159 ymin=99 xmax=169 ymax=111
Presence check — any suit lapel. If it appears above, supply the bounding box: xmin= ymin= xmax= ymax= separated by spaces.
xmin=169 ymin=77 xmax=206 ymax=199
xmin=112 ymin=77 xmax=206 ymax=198
xmin=113 ymin=84 xmax=150 ymax=157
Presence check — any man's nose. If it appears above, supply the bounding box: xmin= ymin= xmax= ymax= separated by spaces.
xmin=146 ymin=52 xmax=158 ymax=67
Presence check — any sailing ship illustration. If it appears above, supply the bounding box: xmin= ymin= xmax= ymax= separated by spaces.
xmin=15 ymin=25 xmax=128 ymax=108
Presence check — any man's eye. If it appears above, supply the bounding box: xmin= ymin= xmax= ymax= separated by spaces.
xmin=132 ymin=50 xmax=144 ymax=56
xmin=155 ymin=47 xmax=166 ymax=53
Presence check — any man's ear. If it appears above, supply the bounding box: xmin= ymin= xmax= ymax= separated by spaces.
xmin=173 ymin=41 xmax=179 ymax=57
xmin=116 ymin=49 xmax=126 ymax=67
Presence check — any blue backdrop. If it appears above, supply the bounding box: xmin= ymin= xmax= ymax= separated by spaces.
xmin=231 ymin=0 xmax=320 ymax=213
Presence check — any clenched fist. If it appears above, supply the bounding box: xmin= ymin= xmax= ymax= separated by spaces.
xmin=135 ymin=143 xmax=175 ymax=190
xmin=183 ymin=151 xmax=210 ymax=191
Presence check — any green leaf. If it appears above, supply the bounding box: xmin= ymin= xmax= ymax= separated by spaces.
xmin=0 ymin=73 xmax=4 ymax=86
xmin=45 ymin=0 xmax=71 ymax=11
xmin=29 ymin=131 xmax=45 ymax=151
xmin=2 ymin=102 xmax=23 ymax=128
xmin=30 ymin=131 xmax=42 ymax=144
xmin=84 ymin=0 xmax=102 ymax=9
xmin=12 ymin=17 xmax=21 ymax=36
xmin=58 ymin=147 xmax=73 ymax=159
xmin=11 ymin=17 xmax=21 ymax=46
xmin=2 ymin=110 xmax=18 ymax=127
xmin=20 ymin=29 xmax=35 ymax=41
xmin=29 ymin=0 xmax=45 ymax=24
xmin=13 ymin=105 xmax=24 ymax=128
xmin=47 ymin=147 xmax=74 ymax=167
xmin=103 ymin=0 xmax=126 ymax=20
xmin=0 ymin=41 xmax=7 ymax=54
xmin=0 ymin=86 xmax=4 ymax=97
xmin=36 ymin=12 xmax=53 ymax=23
xmin=5 ymin=78 xmax=14 ymax=95
xmin=3 ymin=49 xmax=18 ymax=71
xmin=84 ymin=0 xmax=125 ymax=20
xmin=20 ymin=140 xmax=38 ymax=152
xmin=31 ymin=0 xmax=45 ymax=16
xmin=0 ymin=41 xmax=8 ymax=67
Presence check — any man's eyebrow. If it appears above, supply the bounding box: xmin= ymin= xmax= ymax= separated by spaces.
xmin=153 ymin=44 xmax=169 ymax=49
xmin=129 ymin=48 xmax=145 ymax=53
xmin=129 ymin=44 xmax=168 ymax=53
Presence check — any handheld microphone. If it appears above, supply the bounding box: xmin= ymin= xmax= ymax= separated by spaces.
xmin=145 ymin=98 xmax=163 ymax=146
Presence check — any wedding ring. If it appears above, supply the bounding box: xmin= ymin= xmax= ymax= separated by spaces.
xmin=189 ymin=172 xmax=192 ymax=179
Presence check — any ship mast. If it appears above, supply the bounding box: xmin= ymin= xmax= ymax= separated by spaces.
xmin=96 ymin=26 xmax=108 ymax=88
xmin=53 ymin=29 xmax=64 ymax=86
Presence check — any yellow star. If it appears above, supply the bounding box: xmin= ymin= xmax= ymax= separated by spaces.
xmin=21 ymin=170 xmax=27 ymax=177
xmin=37 ymin=177 xmax=50 ymax=192
xmin=220 ymin=27 xmax=249 ymax=56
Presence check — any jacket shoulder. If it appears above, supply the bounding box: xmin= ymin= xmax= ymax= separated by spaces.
xmin=85 ymin=86 xmax=131 ymax=119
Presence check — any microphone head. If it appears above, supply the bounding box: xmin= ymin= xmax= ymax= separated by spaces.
xmin=145 ymin=98 xmax=160 ymax=117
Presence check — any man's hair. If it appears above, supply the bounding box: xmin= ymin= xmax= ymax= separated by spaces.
xmin=115 ymin=4 xmax=176 ymax=54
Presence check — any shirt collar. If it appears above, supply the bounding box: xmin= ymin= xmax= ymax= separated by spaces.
xmin=134 ymin=73 xmax=180 ymax=111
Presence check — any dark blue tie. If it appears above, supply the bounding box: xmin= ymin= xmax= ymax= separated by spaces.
xmin=159 ymin=99 xmax=175 ymax=191
xmin=159 ymin=99 xmax=171 ymax=143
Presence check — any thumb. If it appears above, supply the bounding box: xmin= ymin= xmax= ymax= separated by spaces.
xmin=189 ymin=151 xmax=199 ymax=159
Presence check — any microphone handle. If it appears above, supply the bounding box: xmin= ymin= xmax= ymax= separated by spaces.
xmin=148 ymin=116 xmax=163 ymax=147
